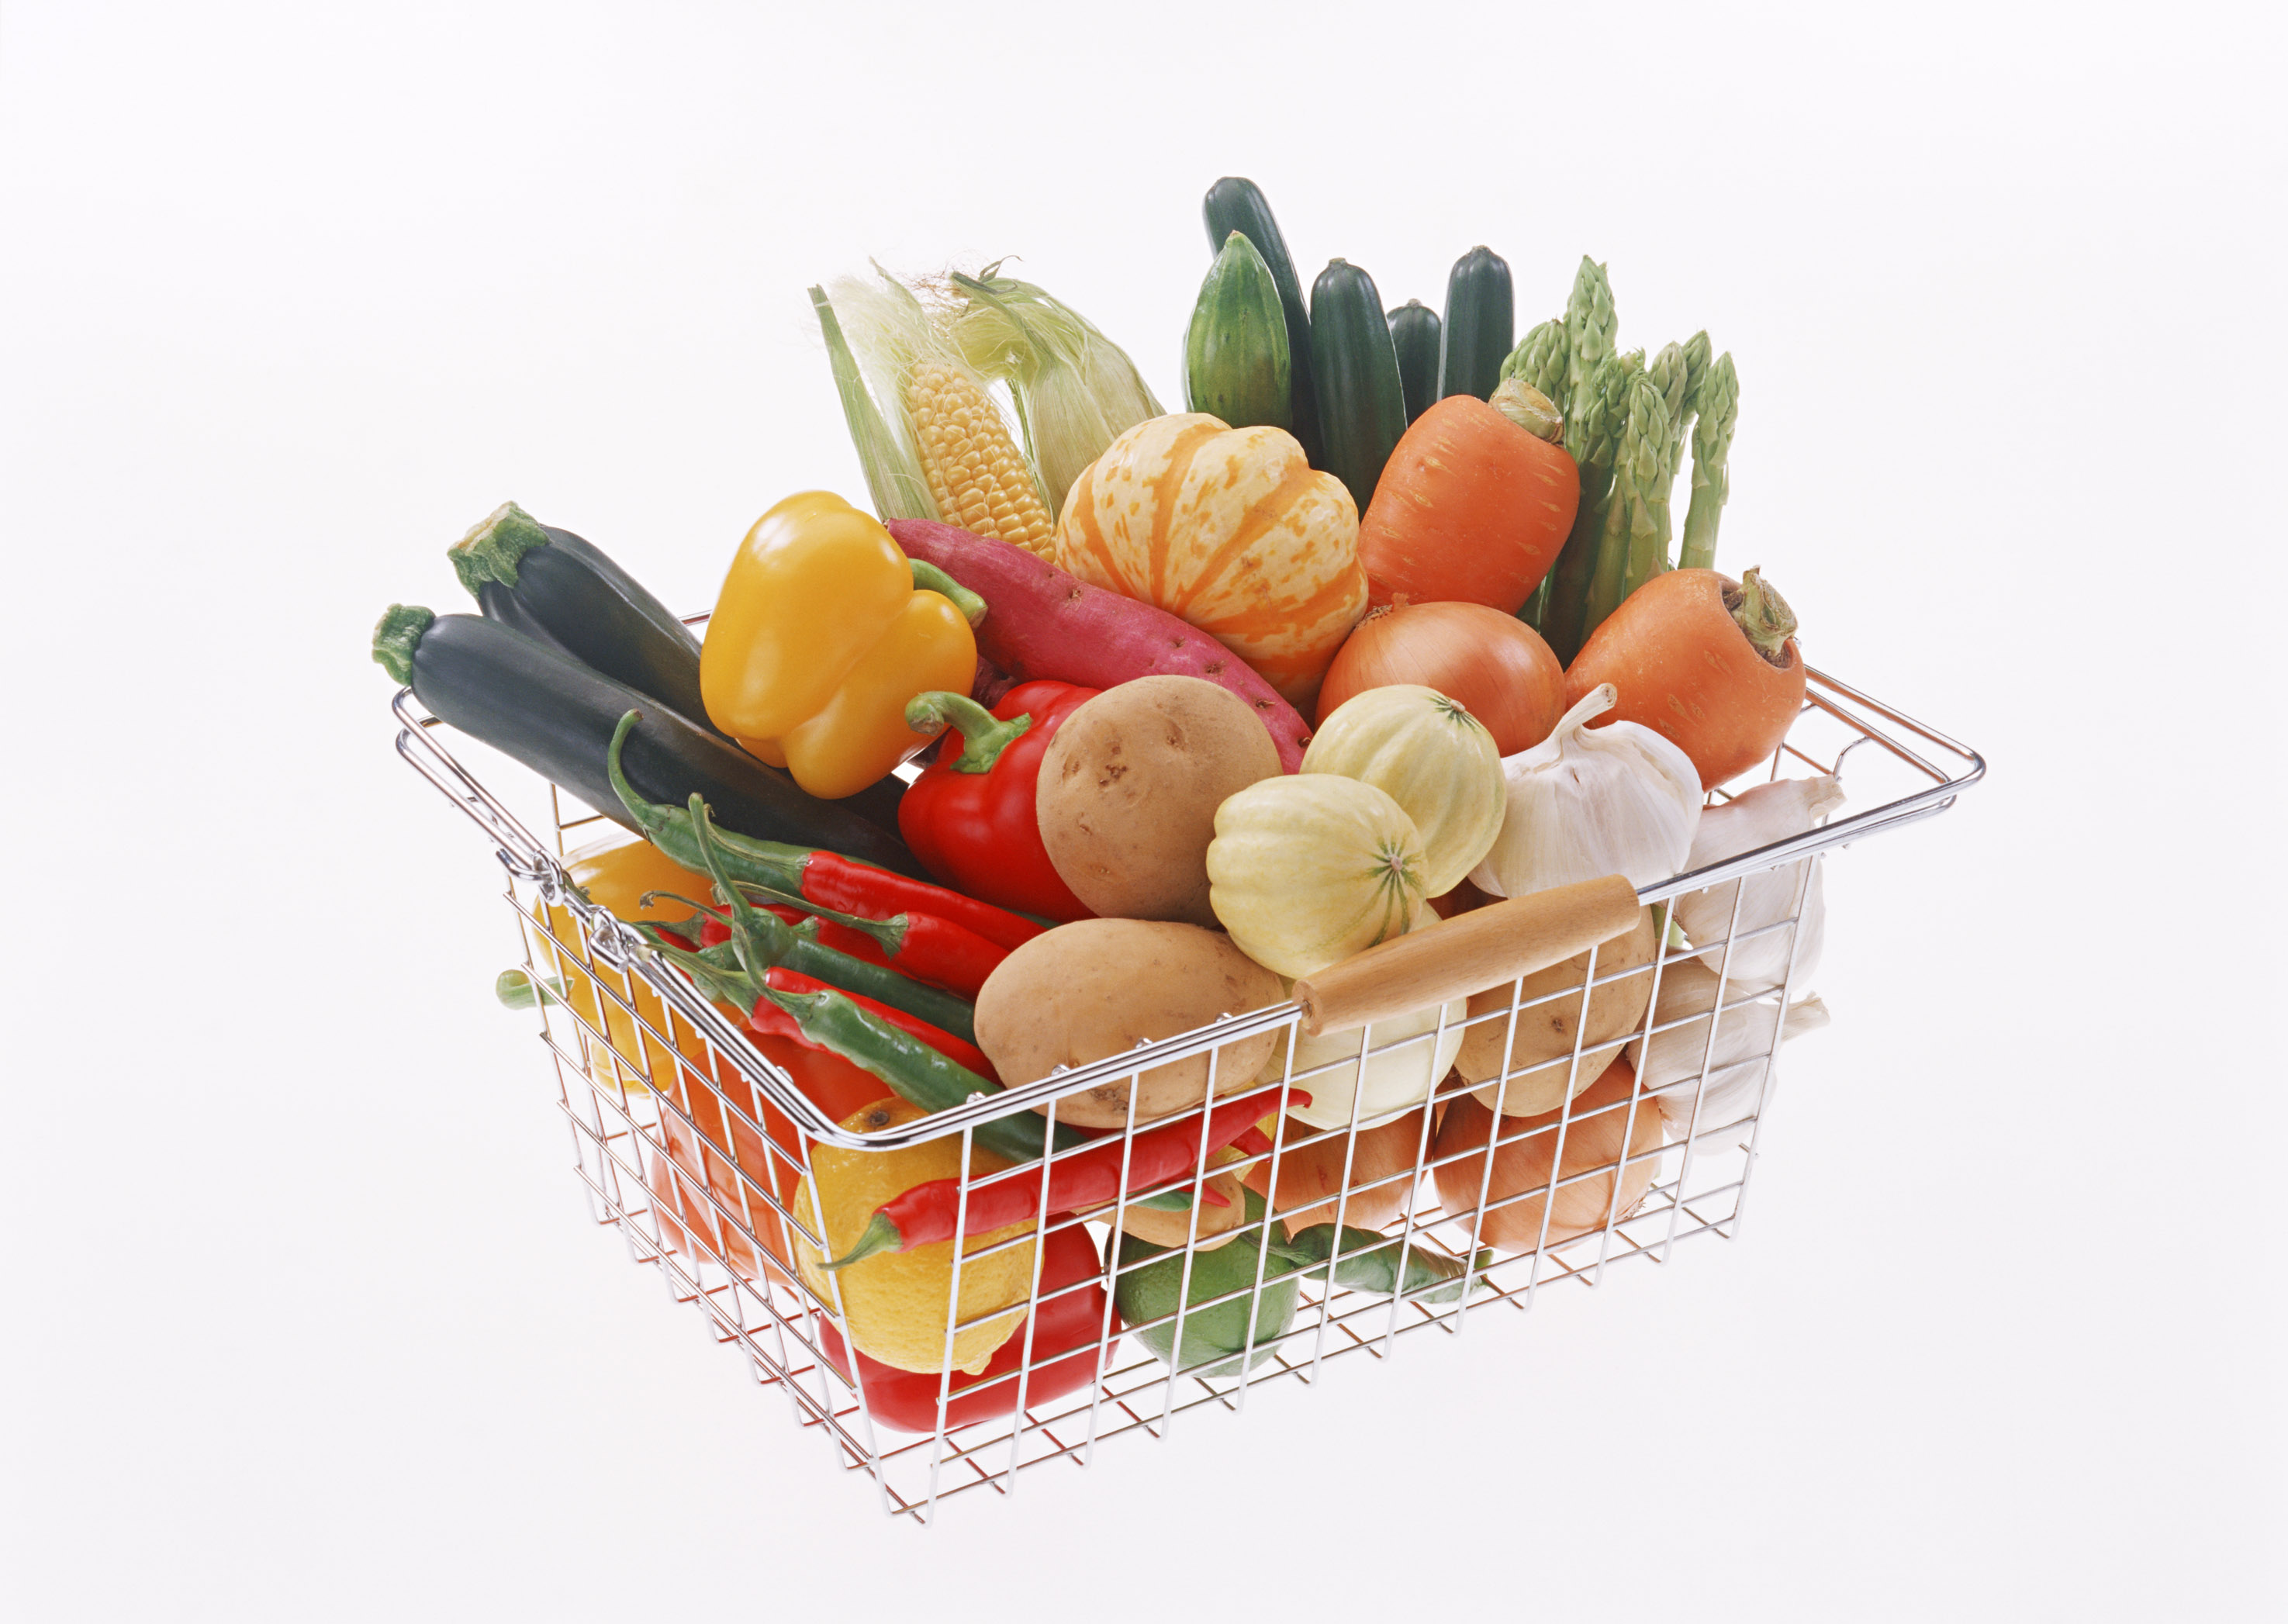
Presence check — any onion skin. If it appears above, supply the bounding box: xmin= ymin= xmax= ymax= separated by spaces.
xmin=1430 ymin=1059 xmax=1660 ymax=1251
xmin=1317 ymin=600 xmax=1566 ymax=755
xmin=1564 ymin=569 xmax=1806 ymax=790
xmin=1244 ymin=1107 xmax=1433 ymax=1235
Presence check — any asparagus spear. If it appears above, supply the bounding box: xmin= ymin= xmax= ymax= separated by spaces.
xmin=1498 ymin=319 xmax=1571 ymax=416
xmin=1679 ymin=351 xmax=1739 ymax=572
xmin=1581 ymin=371 xmax=1672 ymax=643
xmin=1681 ymin=330 xmax=1713 ymax=416
xmin=1650 ymin=340 xmax=1691 ymax=426
xmin=1562 ymin=257 xmax=1617 ymax=411
xmin=1631 ymin=341 xmax=1693 ymax=599
xmin=1536 ymin=350 xmax=1642 ymax=662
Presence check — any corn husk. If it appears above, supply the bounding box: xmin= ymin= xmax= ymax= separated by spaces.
xmin=817 ymin=265 xmax=1059 ymax=530
xmin=810 ymin=280 xmax=935 ymax=523
xmin=940 ymin=267 xmax=1163 ymax=518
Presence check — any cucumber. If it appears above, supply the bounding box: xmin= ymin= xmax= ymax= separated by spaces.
xmin=1202 ymin=178 xmax=1322 ymax=465
xmin=1386 ymin=299 xmax=1442 ymax=423
xmin=372 ymin=607 xmax=925 ymax=875
xmin=1308 ymin=259 xmax=1408 ymax=513
xmin=1184 ymin=231 xmax=1291 ymax=431
xmin=448 ymin=502 xmax=721 ymax=737
xmin=1436 ymin=245 xmax=1515 ymax=403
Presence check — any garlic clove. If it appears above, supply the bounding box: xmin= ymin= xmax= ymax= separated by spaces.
xmin=1675 ymin=776 xmax=1844 ymax=993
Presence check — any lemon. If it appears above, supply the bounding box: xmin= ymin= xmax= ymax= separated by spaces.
xmin=791 ymin=1099 xmax=1038 ymax=1376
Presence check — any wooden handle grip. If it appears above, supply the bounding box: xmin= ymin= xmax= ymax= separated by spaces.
xmin=1291 ymin=874 xmax=1642 ymax=1037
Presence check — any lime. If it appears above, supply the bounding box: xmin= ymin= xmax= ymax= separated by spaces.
xmin=1111 ymin=1187 xmax=1301 ymax=1379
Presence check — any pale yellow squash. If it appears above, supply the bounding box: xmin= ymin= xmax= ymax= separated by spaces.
xmin=1054 ymin=413 xmax=1369 ymax=710
xmin=1206 ymin=774 xmax=1429 ymax=980
xmin=1301 ymin=683 xmax=1506 ymax=897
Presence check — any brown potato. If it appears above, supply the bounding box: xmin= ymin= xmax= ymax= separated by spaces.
xmin=1035 ymin=675 xmax=1282 ymax=926
xmin=974 ymin=919 xmax=1284 ymax=1129
xmin=1454 ymin=907 xmax=1661 ymax=1116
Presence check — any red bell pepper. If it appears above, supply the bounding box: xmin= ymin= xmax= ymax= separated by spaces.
xmin=897 ymin=681 xmax=1098 ymax=924
xmin=813 ymin=1219 xmax=1116 ymax=1433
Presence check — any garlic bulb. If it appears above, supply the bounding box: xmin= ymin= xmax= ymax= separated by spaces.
xmin=1469 ymin=683 xmax=1702 ymax=899
xmin=1653 ymin=1057 xmax=1783 ymax=1156
xmin=1675 ymin=776 xmax=1843 ymax=993
xmin=1629 ymin=959 xmax=1829 ymax=1152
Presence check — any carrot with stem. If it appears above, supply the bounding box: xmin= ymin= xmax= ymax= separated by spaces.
xmin=1563 ymin=565 xmax=1805 ymax=790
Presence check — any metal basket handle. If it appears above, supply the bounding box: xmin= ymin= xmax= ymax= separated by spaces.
xmin=1291 ymin=874 xmax=1641 ymax=1036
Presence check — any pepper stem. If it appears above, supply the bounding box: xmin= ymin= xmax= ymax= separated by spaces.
xmin=821 ymin=1211 xmax=906 ymax=1270
xmin=905 ymin=691 xmax=1032 ymax=774
xmin=1732 ymin=567 xmax=1798 ymax=662
xmin=908 ymin=561 xmax=987 ymax=627
xmin=730 ymin=879 xmax=901 ymax=954
xmin=682 ymin=795 xmax=799 ymax=983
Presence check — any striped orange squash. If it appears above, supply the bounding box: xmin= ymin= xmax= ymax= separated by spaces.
xmin=1055 ymin=413 xmax=1369 ymax=709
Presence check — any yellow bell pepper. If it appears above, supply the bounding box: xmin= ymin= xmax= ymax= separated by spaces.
xmin=700 ymin=491 xmax=977 ymax=799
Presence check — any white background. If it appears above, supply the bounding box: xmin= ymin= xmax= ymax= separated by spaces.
xmin=4 ymin=2 xmax=2283 ymax=1618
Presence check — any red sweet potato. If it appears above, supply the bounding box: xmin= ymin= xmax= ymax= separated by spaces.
xmin=889 ymin=520 xmax=1310 ymax=771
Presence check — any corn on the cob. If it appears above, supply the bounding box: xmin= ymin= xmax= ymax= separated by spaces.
xmin=907 ymin=361 xmax=1055 ymax=555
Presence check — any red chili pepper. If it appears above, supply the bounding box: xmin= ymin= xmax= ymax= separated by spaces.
xmin=897 ymin=681 xmax=1099 ymax=924
xmin=825 ymin=1082 xmax=1309 ymax=1266
xmin=812 ymin=1221 xmax=1114 ymax=1433
xmin=720 ymin=885 xmax=1008 ymax=1000
xmin=797 ymin=853 xmax=1045 ymax=952
xmin=741 ymin=968 xmax=998 ymax=1082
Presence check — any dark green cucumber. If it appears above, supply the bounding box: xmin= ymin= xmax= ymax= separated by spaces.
xmin=372 ymin=607 xmax=925 ymax=876
xmin=448 ymin=503 xmax=720 ymax=737
xmin=1386 ymin=299 xmax=1442 ymax=424
xmin=1202 ymin=178 xmax=1322 ymax=465
xmin=1184 ymin=230 xmax=1292 ymax=431
xmin=1437 ymin=246 xmax=1515 ymax=403
xmin=1309 ymin=259 xmax=1408 ymax=513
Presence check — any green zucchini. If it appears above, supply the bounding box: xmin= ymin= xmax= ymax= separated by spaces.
xmin=1308 ymin=259 xmax=1408 ymax=513
xmin=372 ymin=607 xmax=925 ymax=876
xmin=1184 ymin=230 xmax=1291 ymax=431
xmin=1437 ymin=246 xmax=1515 ymax=403
xmin=1202 ymin=178 xmax=1322 ymax=465
xmin=1386 ymin=299 xmax=1442 ymax=423
xmin=448 ymin=503 xmax=721 ymax=737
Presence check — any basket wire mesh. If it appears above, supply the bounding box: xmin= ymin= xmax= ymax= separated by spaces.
xmin=391 ymin=662 xmax=1982 ymax=1523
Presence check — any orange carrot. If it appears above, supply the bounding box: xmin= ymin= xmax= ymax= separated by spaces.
xmin=1355 ymin=395 xmax=1579 ymax=615
xmin=1564 ymin=568 xmax=1806 ymax=790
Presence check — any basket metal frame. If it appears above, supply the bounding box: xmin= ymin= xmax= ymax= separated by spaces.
xmin=390 ymin=661 xmax=1982 ymax=1522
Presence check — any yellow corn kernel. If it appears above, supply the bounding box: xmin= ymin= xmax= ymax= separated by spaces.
xmin=907 ymin=362 xmax=1054 ymax=556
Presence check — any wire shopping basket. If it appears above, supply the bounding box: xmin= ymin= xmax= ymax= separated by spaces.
xmin=390 ymin=662 xmax=1981 ymax=1523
